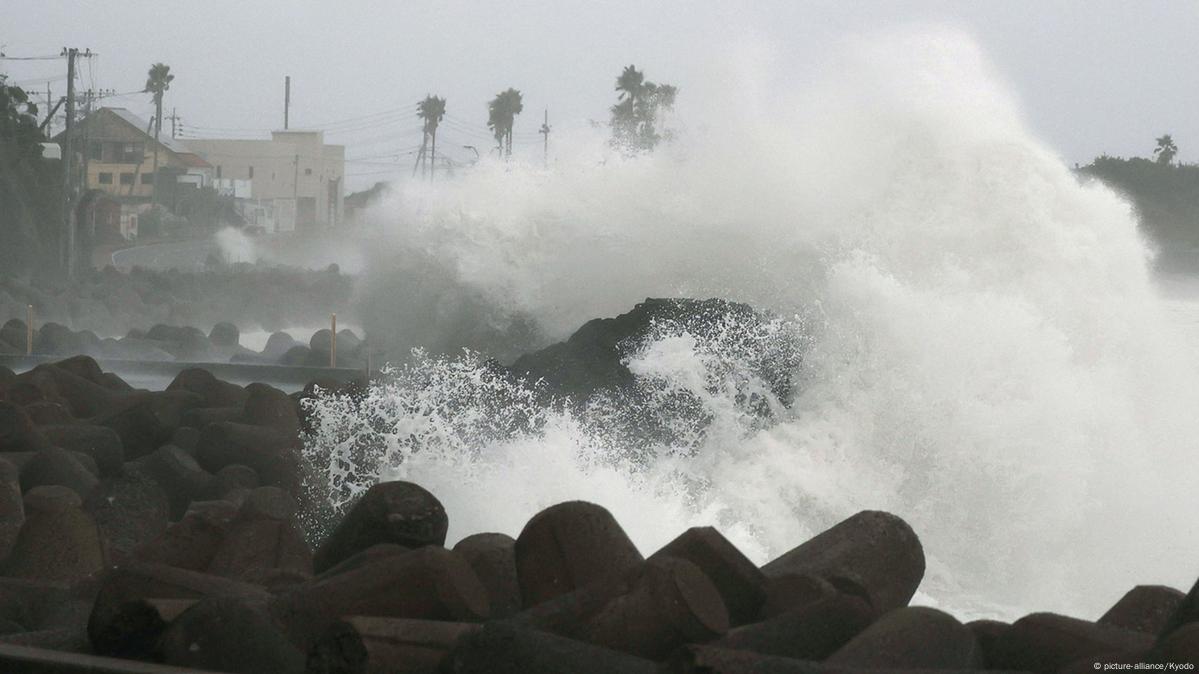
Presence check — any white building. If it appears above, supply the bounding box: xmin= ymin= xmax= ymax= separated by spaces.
xmin=186 ymin=130 xmax=344 ymax=233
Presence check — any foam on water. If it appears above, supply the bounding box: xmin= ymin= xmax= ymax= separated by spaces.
xmin=306 ymin=27 xmax=1199 ymax=619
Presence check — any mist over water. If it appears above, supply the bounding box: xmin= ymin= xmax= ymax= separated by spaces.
xmin=308 ymin=28 xmax=1199 ymax=619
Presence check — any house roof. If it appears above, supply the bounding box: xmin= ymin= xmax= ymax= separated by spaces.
xmin=104 ymin=107 xmax=194 ymax=154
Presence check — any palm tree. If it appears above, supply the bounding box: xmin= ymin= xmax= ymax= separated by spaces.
xmin=487 ymin=88 xmax=524 ymax=158
xmin=610 ymin=65 xmax=676 ymax=152
xmin=415 ymin=95 xmax=446 ymax=180
xmin=144 ymin=63 xmax=173 ymax=205
xmin=1154 ymin=134 xmax=1178 ymax=165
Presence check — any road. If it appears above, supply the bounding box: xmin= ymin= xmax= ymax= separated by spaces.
xmin=109 ymin=238 xmax=221 ymax=271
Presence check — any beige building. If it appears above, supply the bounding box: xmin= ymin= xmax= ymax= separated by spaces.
xmin=186 ymin=130 xmax=345 ymax=232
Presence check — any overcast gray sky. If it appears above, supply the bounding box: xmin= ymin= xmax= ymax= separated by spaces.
xmin=4 ymin=0 xmax=1198 ymax=189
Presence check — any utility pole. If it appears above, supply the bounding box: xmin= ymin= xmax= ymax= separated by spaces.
xmin=168 ymin=107 xmax=180 ymax=139
xmin=60 ymin=47 xmax=78 ymax=277
xmin=539 ymin=108 xmax=551 ymax=167
xmin=284 ymin=76 xmax=290 ymax=130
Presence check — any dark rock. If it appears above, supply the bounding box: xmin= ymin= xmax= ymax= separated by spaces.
xmin=313 ymin=480 xmax=448 ymax=574
xmin=761 ymin=510 xmax=925 ymax=614
xmin=510 ymin=298 xmax=800 ymax=402
xmin=453 ymin=533 xmax=521 ymax=618
xmin=514 ymin=500 xmax=644 ymax=607
xmin=649 ymin=526 xmax=765 ymax=627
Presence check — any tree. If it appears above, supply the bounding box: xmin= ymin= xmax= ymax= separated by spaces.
xmin=487 ymin=88 xmax=523 ymax=158
xmin=144 ymin=63 xmax=174 ymax=205
xmin=415 ymin=95 xmax=446 ymax=180
xmin=610 ymin=65 xmax=677 ymax=153
xmin=1 ymin=75 xmax=58 ymax=275
xmin=1154 ymin=134 xmax=1178 ymax=165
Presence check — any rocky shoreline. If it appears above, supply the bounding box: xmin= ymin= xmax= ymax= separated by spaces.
xmin=0 ymin=354 xmax=1196 ymax=672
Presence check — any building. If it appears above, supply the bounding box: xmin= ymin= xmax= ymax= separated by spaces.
xmin=186 ymin=130 xmax=345 ymax=232
xmin=68 ymin=107 xmax=212 ymax=199
xmin=59 ymin=107 xmax=214 ymax=241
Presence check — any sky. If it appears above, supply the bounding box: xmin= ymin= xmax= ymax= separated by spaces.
xmin=4 ymin=0 xmax=1198 ymax=189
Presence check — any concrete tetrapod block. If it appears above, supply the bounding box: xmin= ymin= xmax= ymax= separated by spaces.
xmin=712 ymin=590 xmax=875 ymax=661
xmin=991 ymin=612 xmax=1155 ymax=674
xmin=160 ymin=595 xmax=305 ymax=674
xmin=756 ymin=572 xmax=838 ymax=620
xmin=452 ymin=533 xmax=521 ymax=618
xmin=761 ymin=510 xmax=925 ymax=615
xmin=582 ymin=556 xmax=729 ymax=659
xmin=2 ymin=485 xmax=108 ymax=583
xmin=443 ymin=620 xmax=657 ymax=674
xmin=649 ymin=526 xmax=766 ymax=628
xmin=0 ymin=458 xmax=24 ymax=560
xmin=312 ymin=481 xmax=448 ymax=574
xmin=825 ymin=606 xmax=980 ymax=669
xmin=514 ymin=500 xmax=644 ymax=608
xmin=270 ymin=546 xmax=490 ymax=652
xmin=87 ymin=561 xmax=270 ymax=657
xmin=307 ymin=616 xmax=479 ymax=674
xmin=1098 ymin=585 xmax=1185 ymax=635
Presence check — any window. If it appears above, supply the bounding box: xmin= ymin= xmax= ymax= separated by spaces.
xmin=120 ymin=173 xmax=134 ymax=185
xmin=305 ymin=168 xmax=312 ymax=176
xmin=98 ymin=172 xmax=113 ymax=185
xmin=89 ymin=142 xmax=102 ymax=161
xmin=120 ymin=143 xmax=142 ymax=163
xmin=248 ymin=166 xmax=254 ymax=179
xmin=141 ymin=173 xmax=154 ymax=184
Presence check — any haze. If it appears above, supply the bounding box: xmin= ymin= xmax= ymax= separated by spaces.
xmin=5 ymin=0 xmax=1198 ymax=189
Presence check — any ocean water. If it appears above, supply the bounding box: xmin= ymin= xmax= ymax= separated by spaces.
xmin=303 ymin=27 xmax=1199 ymax=622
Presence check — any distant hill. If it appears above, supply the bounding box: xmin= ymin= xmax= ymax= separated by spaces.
xmin=1078 ymin=156 xmax=1199 ymax=263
